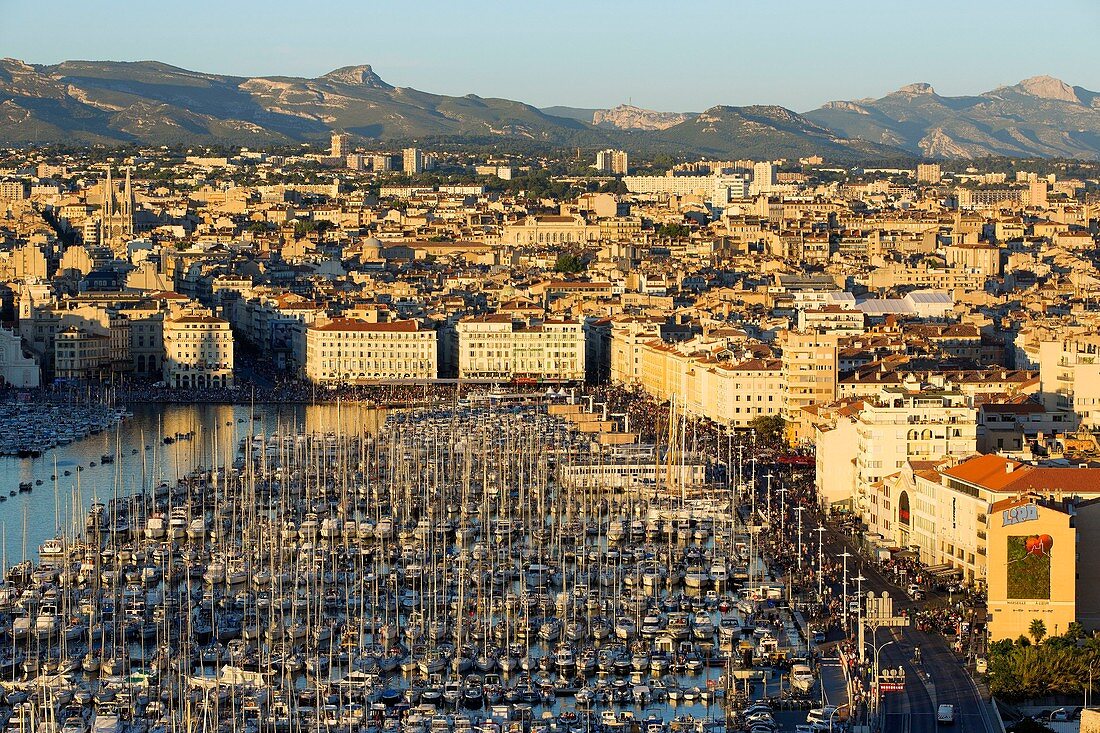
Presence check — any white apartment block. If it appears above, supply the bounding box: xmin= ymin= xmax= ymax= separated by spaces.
xmin=853 ymin=387 xmax=977 ymax=538
xmin=304 ymin=318 xmax=437 ymax=383
xmin=594 ymin=149 xmax=629 ymax=175
xmin=457 ymin=315 xmax=584 ymax=382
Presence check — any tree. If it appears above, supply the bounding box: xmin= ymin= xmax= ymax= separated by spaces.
xmin=1065 ymin=622 xmax=1087 ymax=641
xmin=655 ymin=223 xmax=691 ymax=239
xmin=749 ymin=415 xmax=786 ymax=445
xmin=553 ymin=253 xmax=586 ymax=274
xmin=1029 ymin=619 xmax=1047 ymax=645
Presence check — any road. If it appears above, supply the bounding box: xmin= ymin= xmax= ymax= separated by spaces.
xmin=814 ymin=523 xmax=995 ymax=733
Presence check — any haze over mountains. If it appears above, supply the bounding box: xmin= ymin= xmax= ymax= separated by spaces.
xmin=2 ymin=58 xmax=1099 ymax=160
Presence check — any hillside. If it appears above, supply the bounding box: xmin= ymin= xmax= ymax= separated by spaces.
xmin=3 ymin=59 xmax=1097 ymax=160
xmin=805 ymin=76 xmax=1100 ymax=159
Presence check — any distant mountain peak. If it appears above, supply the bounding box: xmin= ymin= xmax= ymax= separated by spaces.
xmin=896 ymin=82 xmax=935 ymax=96
xmin=319 ymin=65 xmax=391 ymax=89
xmin=592 ymin=104 xmax=688 ymax=131
xmin=1013 ymin=75 xmax=1079 ymax=103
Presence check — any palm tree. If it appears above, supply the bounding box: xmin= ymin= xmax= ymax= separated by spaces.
xmin=1029 ymin=618 xmax=1047 ymax=645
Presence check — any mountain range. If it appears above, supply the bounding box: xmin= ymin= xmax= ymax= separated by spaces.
xmin=2 ymin=58 xmax=1099 ymax=160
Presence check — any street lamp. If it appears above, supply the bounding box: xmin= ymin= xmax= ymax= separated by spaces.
xmin=854 ymin=574 xmax=867 ymax=663
xmin=765 ymin=472 xmax=774 ymax=519
xmin=1088 ymin=658 xmax=1099 ymax=709
xmin=839 ymin=551 xmax=852 ymax=634
xmin=828 ymin=704 xmax=847 ymax=733
xmin=867 ymin=635 xmax=897 ymax=732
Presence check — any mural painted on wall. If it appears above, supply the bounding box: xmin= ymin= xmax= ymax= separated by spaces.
xmin=1007 ymin=534 xmax=1053 ymax=600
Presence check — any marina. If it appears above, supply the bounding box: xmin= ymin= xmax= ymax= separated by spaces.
xmin=0 ymin=399 xmax=130 ymax=459
xmin=0 ymin=398 xmax=834 ymax=733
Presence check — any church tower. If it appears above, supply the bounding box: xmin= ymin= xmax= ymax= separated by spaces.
xmin=99 ymin=165 xmax=134 ymax=248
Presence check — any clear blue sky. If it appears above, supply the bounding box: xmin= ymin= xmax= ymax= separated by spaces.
xmin=3 ymin=0 xmax=1098 ymax=112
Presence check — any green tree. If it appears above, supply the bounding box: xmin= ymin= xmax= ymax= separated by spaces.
xmin=749 ymin=415 xmax=786 ymax=445
xmin=1029 ymin=619 xmax=1047 ymax=645
xmin=655 ymin=223 xmax=691 ymax=239
xmin=553 ymin=253 xmax=586 ymax=274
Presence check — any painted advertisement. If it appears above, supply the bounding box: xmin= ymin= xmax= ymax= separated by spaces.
xmin=1006 ymin=534 xmax=1053 ymax=600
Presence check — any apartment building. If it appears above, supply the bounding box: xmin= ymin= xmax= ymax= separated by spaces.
xmin=796 ymin=306 xmax=865 ymax=334
xmin=456 ymin=315 xmax=585 ymax=382
xmin=303 ymin=319 xmax=437 ymax=384
xmin=854 ymin=387 xmax=977 ymax=539
xmin=915 ymin=163 xmax=941 ymax=184
xmin=54 ymin=327 xmax=111 ymax=381
xmin=781 ymin=330 xmax=840 ymax=444
xmin=882 ymin=455 xmax=1100 ymax=639
xmin=594 ymin=149 xmax=629 ymax=175
xmin=1038 ymin=334 xmax=1100 ymax=430
xmin=609 ymin=317 xmax=663 ymax=385
xmin=162 ymin=310 xmax=234 ymax=389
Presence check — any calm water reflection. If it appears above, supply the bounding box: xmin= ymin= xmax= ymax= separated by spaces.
xmin=0 ymin=401 xmax=383 ymax=562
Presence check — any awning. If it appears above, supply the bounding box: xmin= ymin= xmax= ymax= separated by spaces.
xmin=932 ymin=567 xmax=963 ymax=579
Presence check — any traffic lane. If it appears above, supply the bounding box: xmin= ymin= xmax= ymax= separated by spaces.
xmin=914 ymin=627 xmax=991 ymax=733
xmin=882 ymin=626 xmax=991 ymax=733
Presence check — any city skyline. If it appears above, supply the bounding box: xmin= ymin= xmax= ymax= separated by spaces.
xmin=3 ymin=0 xmax=1099 ymax=112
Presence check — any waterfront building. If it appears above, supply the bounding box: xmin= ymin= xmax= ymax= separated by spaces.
xmin=162 ymin=309 xmax=234 ymax=389
xmin=303 ymin=318 xmax=437 ymax=383
xmin=456 ymin=315 xmax=585 ymax=382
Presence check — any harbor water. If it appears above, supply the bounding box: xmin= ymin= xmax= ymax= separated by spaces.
xmin=0 ymin=401 xmax=384 ymax=563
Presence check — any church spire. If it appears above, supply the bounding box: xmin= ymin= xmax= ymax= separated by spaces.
xmin=123 ymin=166 xmax=133 ymax=235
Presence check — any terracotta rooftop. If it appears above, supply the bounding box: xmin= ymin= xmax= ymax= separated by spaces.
xmin=942 ymin=454 xmax=1100 ymax=495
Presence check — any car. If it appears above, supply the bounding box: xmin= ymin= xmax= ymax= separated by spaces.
xmin=974 ymin=657 xmax=987 ymax=674
xmin=813 ymin=629 xmax=827 ymax=644
xmin=1050 ymin=708 xmax=1070 ymax=722
xmin=745 ymin=712 xmax=776 ymax=727
xmin=848 ymin=600 xmax=861 ymax=614
xmin=807 ymin=706 xmax=839 ymax=725
xmin=937 ymin=704 xmax=955 ymax=725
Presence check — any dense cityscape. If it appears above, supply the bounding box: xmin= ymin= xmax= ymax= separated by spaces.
xmin=2 ymin=6 xmax=1100 ymax=733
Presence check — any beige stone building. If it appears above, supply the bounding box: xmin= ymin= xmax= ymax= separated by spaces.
xmin=456 ymin=315 xmax=584 ymax=382
xmin=303 ymin=319 xmax=437 ymax=383
xmin=501 ymin=214 xmax=600 ymax=246
xmin=1038 ymin=334 xmax=1100 ymax=430
xmin=781 ymin=330 xmax=840 ymax=444
xmin=162 ymin=309 xmax=234 ymax=389
xmin=54 ymin=327 xmax=111 ymax=381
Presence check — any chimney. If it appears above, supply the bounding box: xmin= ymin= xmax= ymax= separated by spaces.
xmin=1005 ymin=461 xmax=1014 ymax=474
